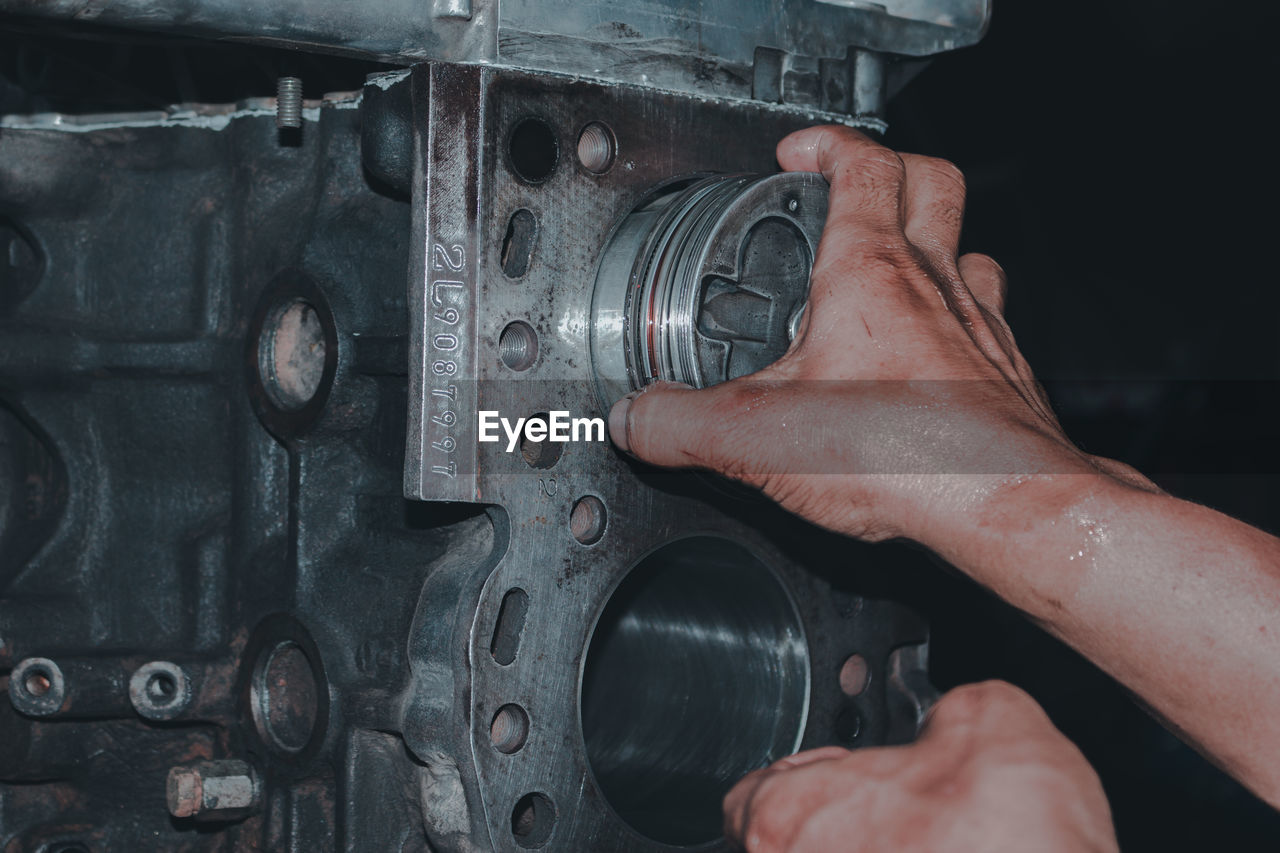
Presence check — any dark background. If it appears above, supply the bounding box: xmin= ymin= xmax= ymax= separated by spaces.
xmin=884 ymin=3 xmax=1280 ymax=849
xmin=3 ymin=2 xmax=1280 ymax=849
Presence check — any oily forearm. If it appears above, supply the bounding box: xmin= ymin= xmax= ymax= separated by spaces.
xmin=924 ymin=472 xmax=1280 ymax=804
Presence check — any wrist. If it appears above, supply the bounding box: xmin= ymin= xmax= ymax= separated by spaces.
xmin=906 ymin=447 xmax=1136 ymax=617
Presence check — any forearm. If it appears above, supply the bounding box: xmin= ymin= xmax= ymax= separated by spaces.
xmin=924 ymin=471 xmax=1280 ymax=804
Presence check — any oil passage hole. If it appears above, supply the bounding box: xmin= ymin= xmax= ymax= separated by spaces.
xmin=490 ymin=704 xmax=530 ymax=754
xmin=511 ymin=792 xmax=556 ymax=848
xmin=499 ymin=322 xmax=538 ymax=371
xmin=519 ymin=412 xmax=562 ymax=469
xmin=570 ymin=495 xmax=606 ymax=545
xmin=834 ymin=707 xmax=862 ymax=744
xmin=839 ymin=654 xmax=870 ymax=697
xmin=582 ymin=537 xmax=808 ymax=846
xmin=147 ymin=672 xmax=178 ymax=704
xmin=508 ymin=118 xmax=558 ymax=183
xmin=24 ymin=669 xmax=51 ymax=697
xmin=501 ymin=209 xmax=538 ymax=278
xmin=490 ymin=588 xmax=529 ymax=666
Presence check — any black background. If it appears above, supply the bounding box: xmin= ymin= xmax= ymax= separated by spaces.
xmin=883 ymin=3 xmax=1280 ymax=849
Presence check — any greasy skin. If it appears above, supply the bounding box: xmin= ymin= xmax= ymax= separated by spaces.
xmin=607 ymin=126 xmax=1280 ymax=849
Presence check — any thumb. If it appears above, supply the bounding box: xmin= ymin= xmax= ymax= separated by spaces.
xmin=608 ymin=380 xmax=737 ymax=469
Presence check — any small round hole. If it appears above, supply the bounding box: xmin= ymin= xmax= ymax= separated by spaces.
xmin=258 ymin=299 xmax=327 ymax=410
xmin=24 ymin=670 xmax=51 ymax=697
xmin=147 ymin=673 xmax=178 ymax=704
xmin=838 ymin=654 xmax=869 ymax=697
xmin=786 ymin=197 xmax=799 ymax=213
xmin=519 ymin=413 xmax=562 ymax=469
xmin=834 ymin=708 xmax=862 ymax=744
xmin=570 ymin=496 xmax=607 ymax=545
xmin=508 ymin=118 xmax=558 ymax=183
xmin=511 ymin=792 xmax=556 ymax=848
xmin=499 ymin=322 xmax=539 ymax=371
xmin=490 ymin=704 xmax=530 ymax=754
xmin=577 ymin=122 xmax=615 ymax=173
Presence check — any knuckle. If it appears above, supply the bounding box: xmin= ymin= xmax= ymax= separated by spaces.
xmin=742 ymin=778 xmax=794 ymax=850
xmin=933 ymin=680 xmax=1039 ymax=727
xmin=920 ymin=156 xmax=966 ymax=197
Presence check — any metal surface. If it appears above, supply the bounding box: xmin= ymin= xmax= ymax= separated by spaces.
xmin=0 ymin=0 xmax=989 ymax=116
xmin=0 ymin=62 xmax=935 ymax=851
xmin=276 ymin=77 xmax=304 ymax=129
xmin=590 ymin=172 xmax=827 ymax=409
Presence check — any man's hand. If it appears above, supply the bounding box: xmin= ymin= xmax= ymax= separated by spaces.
xmin=724 ymin=681 xmax=1118 ymax=853
xmin=607 ymin=124 xmax=1280 ymax=809
xmin=607 ymin=125 xmax=1149 ymax=546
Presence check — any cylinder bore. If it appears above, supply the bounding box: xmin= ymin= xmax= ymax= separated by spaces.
xmin=580 ymin=537 xmax=809 ymax=846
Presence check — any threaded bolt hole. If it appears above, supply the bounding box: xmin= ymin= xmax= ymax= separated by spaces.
xmin=490 ymin=704 xmax=531 ymax=754
xmin=577 ymin=122 xmax=616 ymax=174
xmin=499 ymin=322 xmax=539 ymax=372
xmin=570 ymin=495 xmax=607 ymax=545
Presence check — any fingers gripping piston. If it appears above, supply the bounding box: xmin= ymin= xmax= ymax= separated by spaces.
xmin=590 ymin=172 xmax=828 ymax=409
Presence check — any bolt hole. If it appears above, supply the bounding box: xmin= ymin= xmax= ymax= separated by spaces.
xmin=511 ymin=792 xmax=556 ymax=848
xmin=519 ymin=412 xmax=562 ymax=469
xmin=508 ymin=118 xmax=558 ymax=183
xmin=570 ymin=496 xmax=607 ymax=545
xmin=147 ymin=672 xmax=178 ymax=704
xmin=577 ymin=122 xmax=615 ymax=174
xmin=490 ymin=704 xmax=530 ymax=754
xmin=499 ymin=322 xmax=539 ymax=372
xmin=24 ymin=669 xmax=51 ymax=697
xmin=258 ymin=299 xmax=327 ymax=410
xmin=501 ymin=209 xmax=538 ymax=278
xmin=786 ymin=197 xmax=799 ymax=213
xmin=834 ymin=707 xmax=862 ymax=744
xmin=838 ymin=653 xmax=869 ymax=697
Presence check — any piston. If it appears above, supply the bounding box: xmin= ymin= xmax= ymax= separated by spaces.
xmin=590 ymin=172 xmax=829 ymax=409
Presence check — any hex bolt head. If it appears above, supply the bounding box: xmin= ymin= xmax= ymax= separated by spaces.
xmin=166 ymin=760 xmax=259 ymax=820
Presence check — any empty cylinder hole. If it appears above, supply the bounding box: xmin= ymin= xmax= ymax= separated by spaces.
xmin=490 ymin=588 xmax=530 ymax=666
xmin=570 ymin=496 xmax=606 ymax=545
xmin=499 ymin=322 xmax=539 ymax=371
xmin=490 ymin=704 xmax=531 ymax=754
xmin=581 ymin=537 xmax=808 ymax=846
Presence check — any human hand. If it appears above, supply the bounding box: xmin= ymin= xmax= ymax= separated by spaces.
xmin=607 ymin=126 xmax=1148 ymax=545
xmin=723 ymin=681 xmax=1118 ymax=853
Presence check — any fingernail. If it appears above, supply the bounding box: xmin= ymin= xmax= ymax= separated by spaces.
xmin=608 ymin=392 xmax=638 ymax=453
